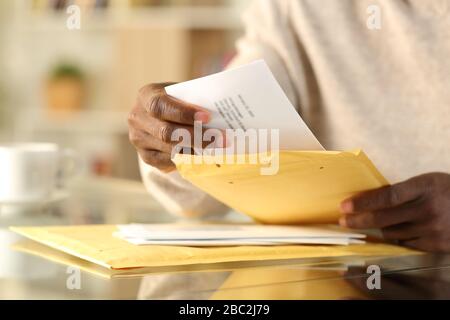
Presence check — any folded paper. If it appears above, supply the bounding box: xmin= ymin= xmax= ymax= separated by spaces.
xmin=165 ymin=60 xmax=323 ymax=151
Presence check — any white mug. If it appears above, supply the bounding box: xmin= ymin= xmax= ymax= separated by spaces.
xmin=0 ymin=143 xmax=77 ymax=203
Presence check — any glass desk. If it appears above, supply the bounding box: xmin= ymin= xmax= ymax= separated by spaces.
xmin=1 ymin=177 xmax=450 ymax=300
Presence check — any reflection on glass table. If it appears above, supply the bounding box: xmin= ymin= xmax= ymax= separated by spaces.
xmin=2 ymin=177 xmax=450 ymax=300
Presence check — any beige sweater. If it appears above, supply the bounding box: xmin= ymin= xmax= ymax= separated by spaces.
xmin=140 ymin=0 xmax=450 ymax=217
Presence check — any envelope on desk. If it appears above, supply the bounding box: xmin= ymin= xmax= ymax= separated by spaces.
xmin=10 ymin=225 xmax=418 ymax=270
xmin=173 ymin=149 xmax=388 ymax=225
xmin=167 ymin=60 xmax=388 ymax=225
xmin=10 ymin=239 xmax=366 ymax=279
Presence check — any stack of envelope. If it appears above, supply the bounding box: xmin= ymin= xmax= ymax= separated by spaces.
xmin=115 ymin=224 xmax=366 ymax=246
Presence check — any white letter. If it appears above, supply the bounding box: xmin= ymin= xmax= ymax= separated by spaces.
xmin=193 ymin=121 xmax=205 ymax=164
xmin=226 ymin=129 xmax=258 ymax=165
xmin=260 ymin=129 xmax=279 ymax=176
xmin=202 ymin=128 xmax=225 ymax=164
xmin=366 ymin=265 xmax=381 ymax=289
xmin=366 ymin=4 xmax=381 ymax=30
xmin=66 ymin=266 xmax=81 ymax=290
xmin=66 ymin=5 xmax=81 ymax=30
xmin=171 ymin=128 xmax=192 ymax=165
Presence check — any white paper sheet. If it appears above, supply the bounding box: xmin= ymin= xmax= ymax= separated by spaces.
xmin=117 ymin=238 xmax=365 ymax=246
xmin=165 ymin=60 xmax=323 ymax=151
xmin=115 ymin=224 xmax=365 ymax=247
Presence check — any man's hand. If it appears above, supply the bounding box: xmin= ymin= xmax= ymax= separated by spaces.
xmin=339 ymin=172 xmax=450 ymax=252
xmin=128 ymin=83 xmax=210 ymax=172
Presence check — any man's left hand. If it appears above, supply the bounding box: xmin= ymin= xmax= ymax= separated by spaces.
xmin=340 ymin=172 xmax=450 ymax=252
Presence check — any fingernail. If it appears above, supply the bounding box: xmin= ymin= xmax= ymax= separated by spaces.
xmin=340 ymin=200 xmax=354 ymax=214
xmin=194 ymin=111 xmax=210 ymax=123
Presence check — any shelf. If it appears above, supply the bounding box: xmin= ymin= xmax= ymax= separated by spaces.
xmin=20 ymin=6 xmax=244 ymax=32
xmin=23 ymin=110 xmax=129 ymax=135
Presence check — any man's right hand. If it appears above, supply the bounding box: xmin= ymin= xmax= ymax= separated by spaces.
xmin=128 ymin=83 xmax=210 ymax=172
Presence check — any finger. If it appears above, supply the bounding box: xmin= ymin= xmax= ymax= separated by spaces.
xmin=147 ymin=119 xmax=226 ymax=148
xmin=401 ymin=237 xmax=431 ymax=251
xmin=130 ymin=105 xmax=185 ymax=143
xmin=382 ymin=222 xmax=432 ymax=241
xmin=138 ymin=149 xmax=175 ymax=172
xmin=341 ymin=178 xmax=426 ymax=214
xmin=139 ymin=87 xmax=209 ymax=125
xmin=131 ymin=96 xmax=228 ymax=149
xmin=131 ymin=111 xmax=226 ymax=149
xmin=339 ymin=201 xmax=424 ymax=229
xmin=144 ymin=116 xmax=196 ymax=146
xmin=402 ymin=237 xmax=450 ymax=253
xmin=130 ymin=129 xmax=174 ymax=154
xmin=130 ymin=106 xmax=194 ymax=146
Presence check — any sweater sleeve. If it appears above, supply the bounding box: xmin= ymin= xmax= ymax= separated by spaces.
xmin=140 ymin=0 xmax=302 ymax=218
xmin=139 ymin=157 xmax=229 ymax=218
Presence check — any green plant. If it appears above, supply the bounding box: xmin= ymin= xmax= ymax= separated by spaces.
xmin=49 ymin=62 xmax=85 ymax=80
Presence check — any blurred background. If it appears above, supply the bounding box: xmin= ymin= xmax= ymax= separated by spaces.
xmin=0 ymin=0 xmax=248 ymax=181
xmin=0 ymin=2 xmax=250 ymax=296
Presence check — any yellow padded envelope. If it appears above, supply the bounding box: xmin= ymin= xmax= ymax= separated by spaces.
xmin=211 ymin=268 xmax=367 ymax=300
xmin=10 ymin=225 xmax=418 ymax=270
xmin=173 ymin=150 xmax=388 ymax=224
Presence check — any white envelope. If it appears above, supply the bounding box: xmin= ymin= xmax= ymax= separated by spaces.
xmin=115 ymin=224 xmax=365 ymax=246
